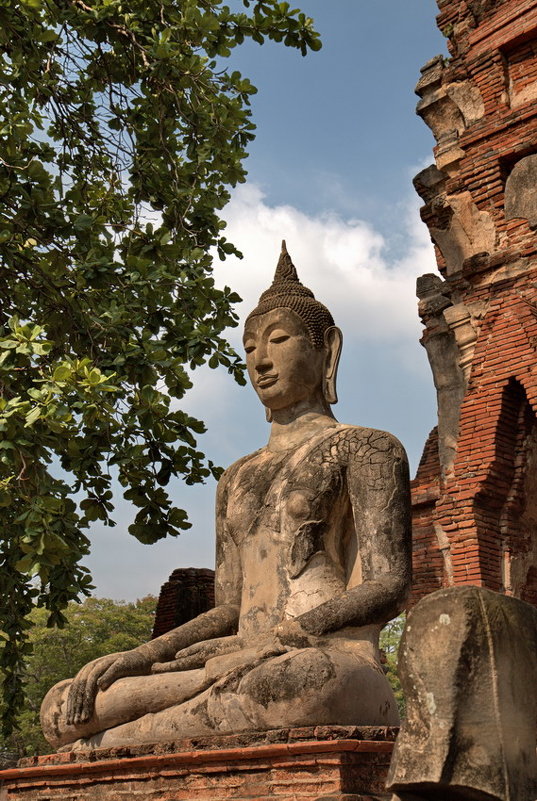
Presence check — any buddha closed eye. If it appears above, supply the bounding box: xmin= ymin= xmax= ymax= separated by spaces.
xmin=269 ymin=331 xmax=290 ymax=344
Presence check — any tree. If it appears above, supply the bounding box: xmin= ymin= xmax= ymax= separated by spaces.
xmin=0 ymin=0 xmax=321 ymax=731
xmin=0 ymin=596 xmax=156 ymax=758
xmin=380 ymin=614 xmax=405 ymax=718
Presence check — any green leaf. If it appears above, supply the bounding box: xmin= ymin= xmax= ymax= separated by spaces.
xmin=25 ymin=407 xmax=41 ymax=427
xmin=0 ymin=491 xmax=12 ymax=507
xmin=53 ymin=365 xmax=72 ymax=382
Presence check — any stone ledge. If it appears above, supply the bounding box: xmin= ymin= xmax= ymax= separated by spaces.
xmin=3 ymin=739 xmax=394 ymax=781
xmin=0 ymin=729 xmax=396 ymax=801
xmin=18 ymin=725 xmax=399 ymax=768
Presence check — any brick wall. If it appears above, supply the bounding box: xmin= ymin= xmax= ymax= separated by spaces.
xmin=151 ymin=567 xmax=215 ymax=638
xmin=411 ymin=0 xmax=537 ymax=605
xmin=0 ymin=728 xmax=396 ymax=801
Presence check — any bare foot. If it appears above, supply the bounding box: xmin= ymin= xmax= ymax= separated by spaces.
xmin=57 ymin=737 xmax=91 ymax=753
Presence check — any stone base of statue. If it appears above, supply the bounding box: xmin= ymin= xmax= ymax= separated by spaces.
xmin=0 ymin=726 xmax=397 ymax=801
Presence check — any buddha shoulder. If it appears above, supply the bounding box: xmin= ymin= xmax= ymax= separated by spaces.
xmin=305 ymin=423 xmax=408 ymax=471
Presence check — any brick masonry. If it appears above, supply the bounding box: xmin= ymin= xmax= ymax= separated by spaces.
xmin=151 ymin=567 xmax=215 ymax=639
xmin=411 ymin=0 xmax=537 ymax=604
xmin=0 ymin=727 xmax=396 ymax=801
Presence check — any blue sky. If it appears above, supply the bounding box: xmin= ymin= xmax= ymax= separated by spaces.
xmin=87 ymin=2 xmax=448 ymax=600
xmin=235 ymin=1 xmax=446 ymax=224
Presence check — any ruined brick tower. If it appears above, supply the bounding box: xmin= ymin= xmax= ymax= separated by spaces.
xmin=411 ymin=0 xmax=537 ymax=604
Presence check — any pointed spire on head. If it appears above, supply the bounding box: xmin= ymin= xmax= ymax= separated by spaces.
xmin=245 ymin=239 xmax=335 ymax=350
xmin=274 ymin=240 xmax=299 ymax=284
xmin=258 ymin=241 xmax=314 ymax=305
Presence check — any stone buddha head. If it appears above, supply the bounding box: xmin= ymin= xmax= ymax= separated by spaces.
xmin=243 ymin=242 xmax=342 ymax=420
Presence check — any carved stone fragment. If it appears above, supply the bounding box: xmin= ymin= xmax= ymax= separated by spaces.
xmin=430 ymin=193 xmax=497 ymax=275
xmin=416 ymin=274 xmax=466 ymax=476
xmin=443 ymin=303 xmax=477 ymax=382
xmin=387 ymin=586 xmax=537 ymax=801
xmin=505 ymin=155 xmax=537 ymax=229
xmin=413 ymin=165 xmax=446 ymax=205
xmin=415 ymin=56 xmax=484 ymax=148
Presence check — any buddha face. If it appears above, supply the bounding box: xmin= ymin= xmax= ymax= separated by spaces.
xmin=243 ymin=308 xmax=325 ymax=412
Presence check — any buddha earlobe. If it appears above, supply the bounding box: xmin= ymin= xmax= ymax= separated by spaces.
xmin=265 ymin=407 xmax=273 ymax=423
xmin=323 ymin=326 xmax=343 ymax=405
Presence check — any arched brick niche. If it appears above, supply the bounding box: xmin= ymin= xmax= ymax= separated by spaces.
xmin=496 ymin=380 xmax=537 ymax=602
xmin=471 ymin=378 xmax=537 ymax=593
xmin=411 ymin=289 xmax=537 ymax=604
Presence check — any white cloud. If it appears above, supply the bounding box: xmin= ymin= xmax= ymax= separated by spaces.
xmin=214 ymin=184 xmax=436 ymax=345
xmin=182 ymin=182 xmax=437 ymax=437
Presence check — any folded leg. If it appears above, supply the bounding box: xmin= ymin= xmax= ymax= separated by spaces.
xmin=72 ymin=646 xmax=398 ymax=749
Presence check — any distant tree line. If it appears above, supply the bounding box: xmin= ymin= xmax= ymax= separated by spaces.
xmin=0 ymin=596 xmax=156 ymax=759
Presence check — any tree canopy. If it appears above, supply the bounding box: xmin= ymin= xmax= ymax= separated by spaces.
xmin=0 ymin=0 xmax=321 ymax=732
xmin=380 ymin=614 xmax=405 ymax=717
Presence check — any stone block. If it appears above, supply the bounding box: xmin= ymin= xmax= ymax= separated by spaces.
xmin=387 ymin=587 xmax=537 ymax=801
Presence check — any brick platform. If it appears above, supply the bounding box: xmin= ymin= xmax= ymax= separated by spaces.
xmin=0 ymin=727 xmax=396 ymax=801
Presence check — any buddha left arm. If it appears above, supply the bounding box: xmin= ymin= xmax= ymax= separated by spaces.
xmin=295 ymin=429 xmax=411 ymax=638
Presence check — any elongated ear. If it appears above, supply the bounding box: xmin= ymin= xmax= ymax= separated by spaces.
xmin=323 ymin=326 xmax=342 ymax=405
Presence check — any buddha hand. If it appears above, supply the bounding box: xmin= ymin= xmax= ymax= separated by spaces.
xmin=66 ymin=649 xmax=153 ymax=725
xmin=151 ymin=634 xmax=242 ymax=674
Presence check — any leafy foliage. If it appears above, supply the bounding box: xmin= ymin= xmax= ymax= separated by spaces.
xmin=0 ymin=0 xmax=321 ymax=732
xmin=0 ymin=596 xmax=156 ymax=758
xmin=380 ymin=614 xmax=405 ymax=718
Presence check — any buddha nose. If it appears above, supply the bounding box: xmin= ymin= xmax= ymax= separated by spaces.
xmin=255 ymin=346 xmax=272 ymax=372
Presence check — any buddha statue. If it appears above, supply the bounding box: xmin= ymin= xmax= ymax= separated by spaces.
xmin=41 ymin=242 xmax=412 ymax=751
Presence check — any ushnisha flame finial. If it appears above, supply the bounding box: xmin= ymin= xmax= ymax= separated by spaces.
xmin=259 ymin=240 xmax=313 ymax=302
xmin=273 ymin=240 xmax=299 ymax=283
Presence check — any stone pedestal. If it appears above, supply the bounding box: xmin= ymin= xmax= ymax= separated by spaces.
xmin=0 ymin=727 xmax=396 ymax=801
